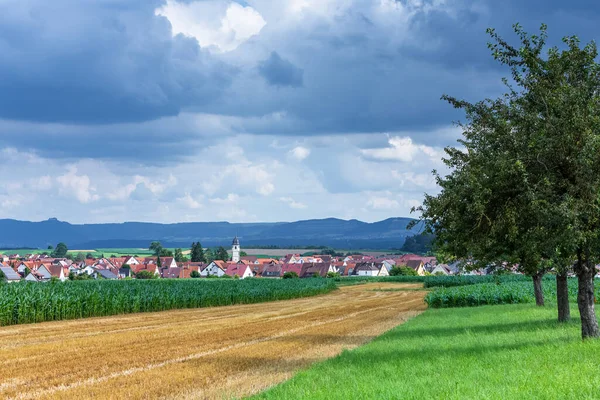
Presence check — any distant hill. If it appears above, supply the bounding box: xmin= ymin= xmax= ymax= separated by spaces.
xmin=0 ymin=217 xmax=423 ymax=250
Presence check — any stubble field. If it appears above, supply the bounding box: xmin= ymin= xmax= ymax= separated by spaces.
xmin=0 ymin=283 xmax=426 ymax=399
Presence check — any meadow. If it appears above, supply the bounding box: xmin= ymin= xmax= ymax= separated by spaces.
xmin=0 ymin=279 xmax=336 ymax=326
xmin=252 ymin=303 xmax=599 ymax=400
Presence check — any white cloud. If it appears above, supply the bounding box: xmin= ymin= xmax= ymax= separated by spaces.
xmin=289 ymin=146 xmax=310 ymax=161
xmin=156 ymin=0 xmax=266 ymax=52
xmin=361 ymin=136 xmax=443 ymax=163
xmin=30 ymin=176 xmax=53 ymax=191
xmin=280 ymin=196 xmax=307 ymax=209
xmin=210 ymin=193 xmax=240 ymax=204
xmin=366 ymin=196 xmax=400 ymax=210
xmin=56 ymin=166 xmax=99 ymax=204
xmin=178 ymin=192 xmax=203 ymax=209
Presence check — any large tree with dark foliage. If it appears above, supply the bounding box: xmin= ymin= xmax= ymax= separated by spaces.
xmin=415 ymin=24 xmax=600 ymax=337
xmin=401 ymin=233 xmax=434 ymax=254
xmin=190 ymin=242 xmax=206 ymax=263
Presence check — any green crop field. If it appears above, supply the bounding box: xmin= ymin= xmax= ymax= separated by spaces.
xmin=253 ymin=304 xmax=600 ymax=399
xmin=0 ymin=279 xmax=336 ymax=326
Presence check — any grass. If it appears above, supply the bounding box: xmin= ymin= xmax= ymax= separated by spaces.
xmin=252 ymin=304 xmax=600 ymax=400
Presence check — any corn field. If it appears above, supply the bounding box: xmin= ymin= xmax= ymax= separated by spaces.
xmin=0 ymin=279 xmax=336 ymax=326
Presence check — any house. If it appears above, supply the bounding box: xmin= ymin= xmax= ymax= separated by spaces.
xmin=300 ymin=263 xmax=330 ymax=278
xmin=353 ymin=262 xmax=384 ymax=277
xmin=24 ymin=272 xmax=42 ymax=282
xmin=430 ymin=264 xmax=451 ymax=275
xmin=1 ymin=266 xmax=21 ymax=283
xmin=118 ymin=266 xmax=133 ymax=278
xmin=37 ymin=264 xmax=68 ymax=282
xmin=93 ymin=268 xmax=118 ymax=280
xmin=225 ymin=263 xmax=253 ymax=279
xmin=405 ymin=259 xmax=426 ymax=276
xmin=281 ymin=263 xmax=303 ymax=277
xmin=201 ymin=261 xmax=227 ymax=277
xmin=241 ymin=256 xmax=259 ymax=264
xmin=262 ymin=264 xmax=283 ymax=278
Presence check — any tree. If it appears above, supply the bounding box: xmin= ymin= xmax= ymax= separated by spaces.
xmin=283 ymin=271 xmax=299 ymax=279
xmin=416 ymin=24 xmax=600 ymax=335
xmin=390 ymin=266 xmax=418 ymax=276
xmin=190 ymin=270 xmax=201 ymax=278
xmin=190 ymin=242 xmax=206 ymax=263
xmin=52 ymin=242 xmax=68 ymax=258
xmin=326 ymin=272 xmax=340 ymax=278
xmin=47 ymin=245 xmax=54 ymax=250
xmin=174 ymin=248 xmax=187 ymax=263
xmin=401 ymin=233 xmax=435 ymax=254
xmin=75 ymin=252 xmax=85 ymax=262
xmin=86 ymin=253 xmax=94 ymax=259
xmin=149 ymin=241 xmax=163 ymax=257
xmin=215 ymin=246 xmax=229 ymax=262
xmin=160 ymin=248 xmax=173 ymax=257
xmin=240 ymin=251 xmax=248 ymax=257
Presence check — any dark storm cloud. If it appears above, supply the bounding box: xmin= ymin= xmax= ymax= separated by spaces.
xmin=0 ymin=0 xmax=233 ymax=125
xmin=258 ymin=52 xmax=304 ymax=87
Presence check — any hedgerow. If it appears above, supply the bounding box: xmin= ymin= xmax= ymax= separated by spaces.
xmin=425 ymin=280 xmax=584 ymax=308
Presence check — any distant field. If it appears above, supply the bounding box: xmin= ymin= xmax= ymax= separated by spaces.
xmin=1 ymin=248 xmax=401 ymax=258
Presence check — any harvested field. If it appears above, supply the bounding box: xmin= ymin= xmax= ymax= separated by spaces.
xmin=0 ymin=283 xmax=427 ymax=400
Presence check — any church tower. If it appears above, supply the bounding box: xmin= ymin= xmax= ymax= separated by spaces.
xmin=232 ymin=236 xmax=240 ymax=262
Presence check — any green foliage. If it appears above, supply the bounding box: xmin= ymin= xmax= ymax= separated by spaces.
xmin=282 ymin=271 xmax=299 ymax=279
xmin=389 ymin=266 xmax=418 ymax=276
xmin=190 ymin=270 xmax=201 ymax=278
xmin=190 ymin=242 xmax=206 ymax=263
xmin=135 ymin=270 xmax=157 ymax=280
xmin=326 ymin=272 xmax=341 ymax=278
xmin=52 ymin=243 xmax=68 ymax=258
xmin=422 ymin=274 xmax=533 ymax=288
xmin=401 ymin=233 xmax=434 ymax=254
xmin=174 ymin=248 xmax=187 ymax=263
xmin=149 ymin=241 xmax=163 ymax=257
xmin=0 ymin=279 xmax=336 ymax=326
xmin=215 ymin=246 xmax=229 ymax=262
xmin=75 ymin=252 xmax=85 ymax=262
xmin=425 ymin=279 xmax=586 ymax=308
xmin=312 ymin=272 xmax=322 ymax=278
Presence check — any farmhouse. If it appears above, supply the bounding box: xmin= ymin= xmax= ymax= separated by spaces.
xmin=1 ymin=266 xmax=21 ymax=283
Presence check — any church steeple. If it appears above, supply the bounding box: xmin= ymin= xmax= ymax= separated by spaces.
xmin=232 ymin=236 xmax=241 ymax=262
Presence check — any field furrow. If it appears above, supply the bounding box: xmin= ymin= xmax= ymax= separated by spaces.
xmin=0 ymin=283 xmax=426 ymax=399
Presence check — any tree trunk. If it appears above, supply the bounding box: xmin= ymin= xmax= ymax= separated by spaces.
xmin=576 ymin=250 xmax=600 ymax=339
xmin=532 ymin=273 xmax=545 ymax=307
xmin=556 ymin=272 xmax=570 ymax=322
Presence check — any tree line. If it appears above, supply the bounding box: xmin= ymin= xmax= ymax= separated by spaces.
xmin=414 ymin=23 xmax=600 ymax=338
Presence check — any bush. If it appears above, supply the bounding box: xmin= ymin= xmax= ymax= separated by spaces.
xmin=283 ymin=271 xmax=299 ymax=279
xmin=135 ymin=270 xmax=157 ymax=280
xmin=190 ymin=271 xmax=201 ymax=278
xmin=327 ymin=272 xmax=341 ymax=278
xmin=389 ymin=266 xmax=418 ymax=276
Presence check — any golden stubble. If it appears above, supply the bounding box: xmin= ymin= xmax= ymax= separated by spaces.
xmin=0 ymin=283 xmax=427 ymax=400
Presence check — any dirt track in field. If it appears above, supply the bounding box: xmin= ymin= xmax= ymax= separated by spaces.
xmin=0 ymin=283 xmax=427 ymax=400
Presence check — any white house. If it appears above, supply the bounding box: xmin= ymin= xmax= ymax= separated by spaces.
xmin=225 ymin=263 xmax=253 ymax=279
xmin=201 ymin=261 xmax=227 ymax=277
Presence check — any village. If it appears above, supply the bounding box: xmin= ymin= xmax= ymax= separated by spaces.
xmin=0 ymin=237 xmax=460 ymax=283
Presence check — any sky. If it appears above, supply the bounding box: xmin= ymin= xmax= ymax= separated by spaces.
xmin=0 ymin=0 xmax=599 ymax=224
